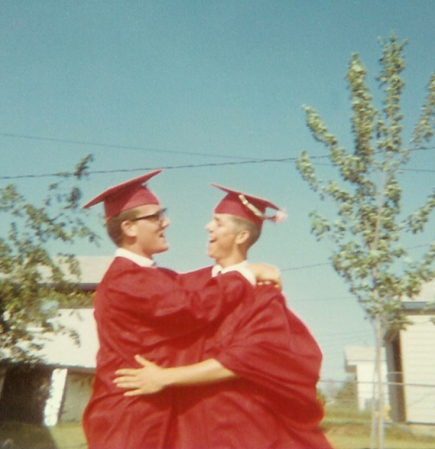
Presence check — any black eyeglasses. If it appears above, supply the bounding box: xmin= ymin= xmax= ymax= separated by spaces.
xmin=131 ymin=208 xmax=167 ymax=223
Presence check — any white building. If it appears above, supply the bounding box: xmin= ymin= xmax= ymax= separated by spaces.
xmin=0 ymin=256 xmax=112 ymax=426
xmin=344 ymin=346 xmax=390 ymax=411
xmin=385 ymin=280 xmax=435 ymax=424
xmin=0 ymin=308 xmax=99 ymax=426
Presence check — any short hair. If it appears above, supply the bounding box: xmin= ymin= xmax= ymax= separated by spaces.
xmin=106 ymin=207 xmax=141 ymax=246
xmin=229 ymin=215 xmax=262 ymax=249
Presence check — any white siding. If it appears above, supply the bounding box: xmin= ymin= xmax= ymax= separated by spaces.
xmin=401 ymin=315 xmax=435 ymax=424
xmin=345 ymin=346 xmax=390 ymax=411
xmin=36 ymin=309 xmax=98 ymax=369
xmin=355 ymin=362 xmax=389 ymax=410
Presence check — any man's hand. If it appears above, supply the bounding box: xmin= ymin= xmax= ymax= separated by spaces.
xmin=114 ymin=357 xmax=237 ymax=396
xmin=247 ymin=263 xmax=282 ymax=290
xmin=114 ymin=355 xmax=165 ymax=396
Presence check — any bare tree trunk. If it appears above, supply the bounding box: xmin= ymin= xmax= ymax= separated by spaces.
xmin=370 ymin=316 xmax=378 ymax=449
xmin=370 ymin=315 xmax=386 ymax=449
xmin=370 ymin=376 xmax=377 ymax=449
xmin=376 ymin=317 xmax=386 ymax=449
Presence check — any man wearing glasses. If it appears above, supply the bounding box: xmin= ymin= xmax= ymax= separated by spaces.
xmin=114 ymin=183 xmax=333 ymax=449
xmin=81 ymin=170 xmax=276 ymax=449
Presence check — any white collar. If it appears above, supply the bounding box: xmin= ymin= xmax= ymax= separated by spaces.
xmin=212 ymin=260 xmax=249 ymax=276
xmin=211 ymin=260 xmax=255 ymax=285
xmin=115 ymin=248 xmax=156 ymax=268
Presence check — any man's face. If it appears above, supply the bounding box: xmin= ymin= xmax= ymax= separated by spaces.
xmin=206 ymin=213 xmax=239 ymax=264
xmin=127 ymin=204 xmax=170 ymax=258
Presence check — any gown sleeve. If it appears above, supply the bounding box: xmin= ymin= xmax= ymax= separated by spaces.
xmin=103 ymin=262 xmax=254 ymax=334
xmin=212 ymin=284 xmax=325 ymax=425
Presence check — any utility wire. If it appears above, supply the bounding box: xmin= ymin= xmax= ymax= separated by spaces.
xmin=282 ymin=244 xmax=433 ymax=272
xmin=0 ymin=156 xmax=327 ymax=180
xmin=0 ymin=131 xmax=434 ymax=179
xmin=312 ymin=161 xmax=435 ymax=173
xmin=1 ymin=131 xmax=434 ymax=155
xmin=0 ymin=132 xmax=254 ymax=160
xmin=290 ymin=295 xmax=353 ymax=303
xmin=2 ymin=153 xmax=435 ymax=180
xmin=282 ymin=262 xmax=330 ymax=271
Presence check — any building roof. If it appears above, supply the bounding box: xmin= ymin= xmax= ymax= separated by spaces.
xmin=74 ymin=256 xmax=113 ymax=285
xmin=401 ymin=279 xmax=435 ymax=312
xmin=403 ymin=301 xmax=435 ymax=312
xmin=404 ymin=279 xmax=435 ymax=304
xmin=345 ymin=346 xmax=386 ymax=366
xmin=36 ymin=255 xmax=113 ymax=289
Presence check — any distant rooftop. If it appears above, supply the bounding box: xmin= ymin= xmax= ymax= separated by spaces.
xmin=345 ymin=346 xmax=386 ymax=365
xmin=74 ymin=256 xmax=113 ymax=285
xmin=37 ymin=255 xmax=113 ymax=287
xmin=403 ymin=279 xmax=435 ymax=305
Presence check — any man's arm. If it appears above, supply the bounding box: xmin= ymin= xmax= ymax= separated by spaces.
xmin=114 ymin=355 xmax=237 ymax=396
xmin=109 ymin=261 xmax=281 ymax=330
xmin=109 ymin=266 xmax=252 ymax=329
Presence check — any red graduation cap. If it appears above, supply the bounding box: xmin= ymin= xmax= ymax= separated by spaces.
xmin=211 ymin=183 xmax=287 ymax=227
xmin=83 ymin=170 xmax=162 ymax=221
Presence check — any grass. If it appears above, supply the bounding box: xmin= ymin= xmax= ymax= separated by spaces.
xmin=0 ymin=421 xmax=58 ymax=449
xmin=0 ymin=421 xmax=86 ymax=449
xmin=49 ymin=423 xmax=87 ymax=449
xmin=324 ymin=406 xmax=435 ymax=449
xmin=0 ymin=408 xmax=434 ymax=448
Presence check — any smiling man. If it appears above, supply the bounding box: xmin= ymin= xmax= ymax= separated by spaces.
xmin=115 ymin=184 xmax=333 ymax=449
xmin=81 ymin=171 xmax=275 ymax=449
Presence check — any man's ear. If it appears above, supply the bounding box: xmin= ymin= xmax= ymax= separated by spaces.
xmin=235 ymin=229 xmax=250 ymax=245
xmin=121 ymin=220 xmax=137 ymax=238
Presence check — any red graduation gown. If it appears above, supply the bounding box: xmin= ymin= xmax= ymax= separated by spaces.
xmin=171 ymin=266 xmax=333 ymax=449
xmin=82 ymin=257 xmax=254 ymax=449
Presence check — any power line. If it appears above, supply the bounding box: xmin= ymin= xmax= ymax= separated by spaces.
xmin=0 ymin=132 xmax=253 ymax=160
xmin=282 ymin=244 xmax=433 ymax=273
xmin=2 ymin=153 xmax=435 ymax=181
xmin=400 ymin=167 xmax=435 ymax=173
xmin=290 ymin=295 xmax=353 ymax=303
xmin=0 ymin=131 xmax=434 ymax=179
xmin=1 ymin=131 xmax=435 ymax=156
xmin=311 ymin=161 xmax=435 ymax=173
xmin=0 ymin=156 xmax=322 ymax=181
xmin=282 ymin=262 xmax=331 ymax=271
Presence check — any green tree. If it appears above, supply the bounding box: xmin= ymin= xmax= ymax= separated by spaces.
xmin=296 ymin=36 xmax=435 ymax=449
xmin=0 ymin=155 xmax=99 ymax=363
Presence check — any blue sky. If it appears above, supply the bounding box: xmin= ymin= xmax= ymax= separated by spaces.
xmin=1 ymin=1 xmax=435 ymax=383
